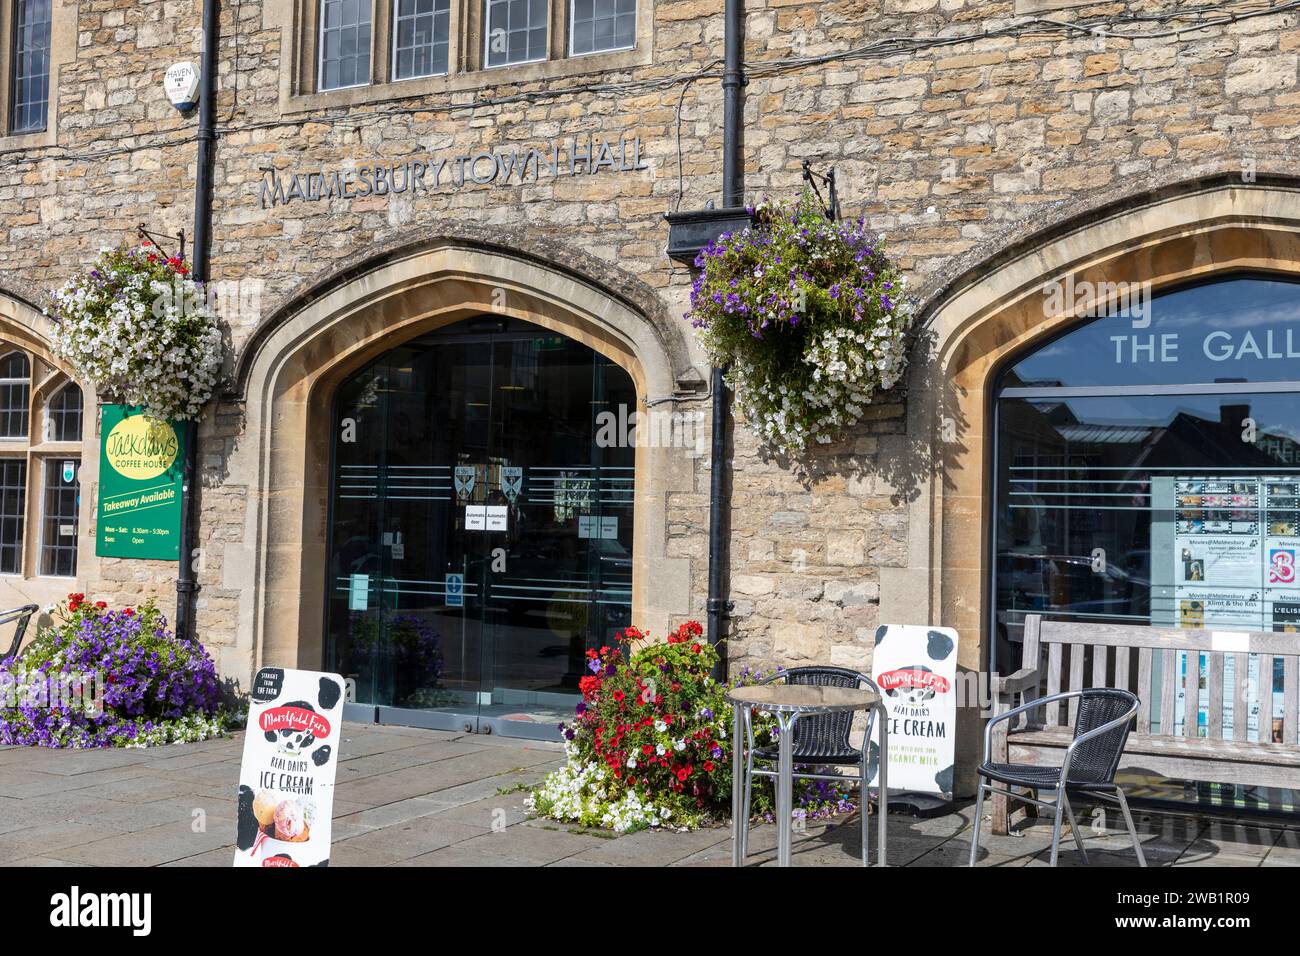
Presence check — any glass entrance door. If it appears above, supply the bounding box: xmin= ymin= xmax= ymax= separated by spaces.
xmin=325 ymin=317 xmax=635 ymax=738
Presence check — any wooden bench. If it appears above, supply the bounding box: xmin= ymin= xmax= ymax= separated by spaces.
xmin=989 ymin=614 xmax=1300 ymax=834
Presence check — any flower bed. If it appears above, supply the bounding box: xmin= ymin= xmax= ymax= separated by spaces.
xmin=0 ymin=594 xmax=231 ymax=748
xmin=48 ymin=243 xmax=223 ymax=421
xmin=686 ymin=195 xmax=913 ymax=456
xmin=528 ymin=622 xmax=856 ymax=832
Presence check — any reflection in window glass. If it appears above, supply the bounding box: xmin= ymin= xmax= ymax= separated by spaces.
xmin=0 ymin=459 xmax=26 ymax=574
xmin=47 ymin=384 xmax=83 ymax=443
xmin=0 ymin=352 xmax=30 ymax=439
xmin=319 ymin=0 xmax=373 ymax=90
xmin=324 ymin=318 xmax=636 ymax=720
xmin=11 ymin=0 xmax=53 ymax=133
xmin=993 ymin=276 xmax=1300 ymax=809
xmin=1009 ymin=276 xmax=1300 ymax=389
xmin=484 ymin=0 xmax=548 ymax=67
xmin=40 ymin=458 xmax=78 ymax=577
xmin=570 ymin=0 xmax=634 ymax=55
xmin=393 ymin=0 xmax=451 ymax=78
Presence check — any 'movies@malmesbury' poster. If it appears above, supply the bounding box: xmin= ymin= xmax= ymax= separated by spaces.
xmin=234 ymin=667 xmax=345 ymax=867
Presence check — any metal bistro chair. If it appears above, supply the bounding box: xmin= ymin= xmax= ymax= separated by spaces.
xmin=0 ymin=603 xmax=39 ymax=661
xmin=969 ymin=687 xmax=1146 ymax=867
xmin=738 ymin=666 xmax=885 ymax=866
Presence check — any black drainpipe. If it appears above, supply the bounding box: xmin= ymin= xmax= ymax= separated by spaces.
xmin=707 ymin=0 xmax=744 ymax=678
xmin=176 ymin=0 xmax=220 ymax=642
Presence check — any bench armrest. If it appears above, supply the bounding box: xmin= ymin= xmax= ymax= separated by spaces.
xmin=992 ymin=666 xmax=1039 ymax=699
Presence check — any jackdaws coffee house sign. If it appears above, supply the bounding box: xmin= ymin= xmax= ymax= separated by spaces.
xmin=259 ymin=134 xmax=649 ymax=208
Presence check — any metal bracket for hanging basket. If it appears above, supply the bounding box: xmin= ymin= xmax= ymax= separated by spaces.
xmin=137 ymin=223 xmax=186 ymax=263
xmin=663 ymin=206 xmax=754 ymax=266
xmin=802 ymin=160 xmax=839 ymax=221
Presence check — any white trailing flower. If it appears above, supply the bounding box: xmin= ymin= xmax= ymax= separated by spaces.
xmin=526 ymin=743 xmax=683 ymax=833
xmin=47 ymin=245 xmax=224 ymax=421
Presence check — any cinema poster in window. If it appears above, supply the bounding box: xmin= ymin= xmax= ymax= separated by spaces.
xmin=234 ymin=667 xmax=345 ymax=868
xmin=1155 ymin=475 xmax=1299 ymax=739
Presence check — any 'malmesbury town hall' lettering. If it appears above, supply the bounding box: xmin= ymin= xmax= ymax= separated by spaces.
xmin=259 ymin=135 xmax=649 ymax=209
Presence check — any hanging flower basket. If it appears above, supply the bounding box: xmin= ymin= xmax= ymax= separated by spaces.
xmin=47 ymin=243 xmax=224 ymax=421
xmin=685 ymin=195 xmax=913 ymax=456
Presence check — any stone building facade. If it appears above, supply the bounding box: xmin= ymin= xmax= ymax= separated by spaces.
xmin=2 ymin=0 xmax=1300 ymax=782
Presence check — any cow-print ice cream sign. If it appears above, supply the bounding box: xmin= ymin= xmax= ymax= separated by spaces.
xmin=234 ymin=667 xmax=345 ymax=868
xmin=867 ymin=626 xmax=959 ymax=797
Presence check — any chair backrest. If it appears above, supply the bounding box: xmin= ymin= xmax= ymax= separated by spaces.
xmin=1069 ymin=688 xmax=1138 ymax=784
xmin=1020 ymin=614 xmax=1300 ymax=745
xmin=776 ymin=666 xmax=870 ymax=758
xmin=0 ymin=603 xmax=38 ymax=661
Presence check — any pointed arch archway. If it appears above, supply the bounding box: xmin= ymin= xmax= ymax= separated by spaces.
xmin=886 ymin=174 xmax=1300 ymax=788
xmin=230 ymin=236 xmax=704 ymax=679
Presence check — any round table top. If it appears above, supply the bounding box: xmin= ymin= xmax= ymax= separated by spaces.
xmin=726 ymin=683 xmax=881 ymax=713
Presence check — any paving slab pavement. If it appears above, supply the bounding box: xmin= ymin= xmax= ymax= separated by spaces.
xmin=0 ymin=723 xmax=1293 ymax=867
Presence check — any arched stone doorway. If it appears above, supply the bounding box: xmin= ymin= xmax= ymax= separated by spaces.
xmin=230 ymin=237 xmax=703 ymax=729
xmin=902 ymin=175 xmax=1300 ymax=789
xmin=324 ymin=315 xmax=640 ymax=735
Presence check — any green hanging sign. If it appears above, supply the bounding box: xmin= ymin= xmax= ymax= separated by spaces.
xmin=95 ymin=404 xmax=184 ymax=561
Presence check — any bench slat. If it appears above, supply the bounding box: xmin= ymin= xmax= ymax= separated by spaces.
xmin=1285 ymin=656 xmax=1298 ymax=746
xmin=1184 ymin=649 xmax=1200 ymax=739
xmin=1010 ymin=728 xmax=1300 ymax=767
xmin=1034 ymin=619 xmax=1300 ymax=656
xmin=1208 ymin=654 xmax=1224 ymax=741
xmin=1046 ymin=642 xmax=1063 ymax=725
xmin=1092 ymin=643 xmax=1108 ymax=691
xmin=1137 ymin=647 xmax=1152 ymax=734
xmin=1007 ymin=730 xmax=1300 ymax=790
xmin=1233 ymin=652 xmax=1248 ymax=743
xmin=1261 ymin=656 xmax=1277 ymax=744
xmin=1115 ymin=645 xmax=1130 ymax=692
xmin=1069 ymin=643 xmax=1084 ymax=726
xmin=1160 ymin=649 xmax=1176 ymax=737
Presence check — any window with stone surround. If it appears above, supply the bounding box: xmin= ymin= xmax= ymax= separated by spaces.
xmin=393 ymin=0 xmax=451 ymax=80
xmin=483 ymin=0 xmax=548 ymax=68
xmin=0 ymin=351 xmax=30 ymax=440
xmin=0 ymin=341 xmax=84 ymax=580
xmin=0 ymin=0 xmax=72 ymax=143
xmin=569 ymin=0 xmax=634 ymax=57
xmin=9 ymin=0 xmax=52 ymax=132
xmin=291 ymin=0 xmax=649 ymax=104
xmin=319 ymin=0 xmax=373 ymax=91
xmin=0 ymin=458 xmax=25 ymax=575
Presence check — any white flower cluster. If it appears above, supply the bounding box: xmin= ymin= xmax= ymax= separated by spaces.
xmin=732 ymin=299 xmax=911 ymax=455
xmin=49 ymin=252 xmax=224 ymax=421
xmin=526 ymin=742 xmax=677 ymax=833
xmin=124 ymin=712 xmax=230 ymax=748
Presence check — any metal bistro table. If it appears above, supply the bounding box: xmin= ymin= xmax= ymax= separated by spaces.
xmin=727 ymin=683 xmax=888 ymax=867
